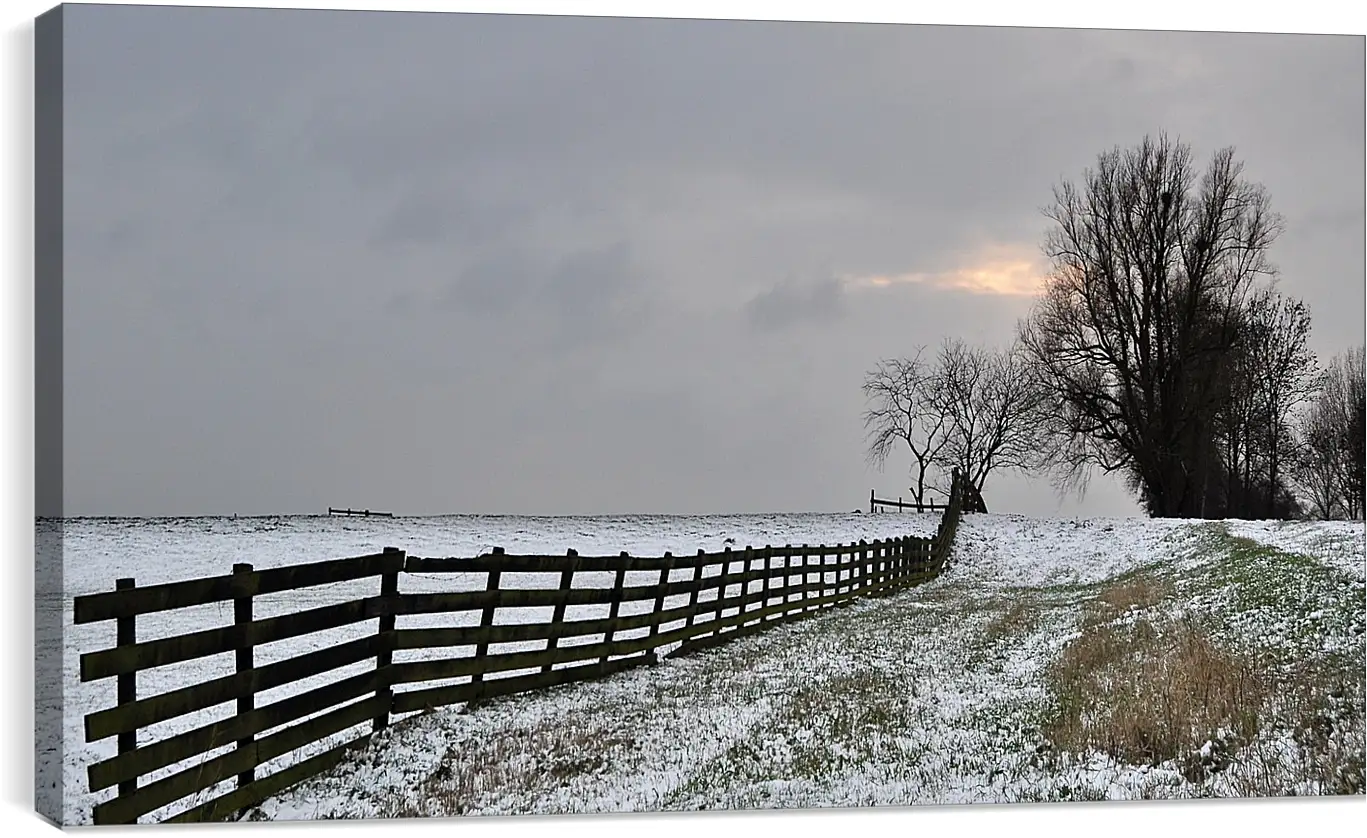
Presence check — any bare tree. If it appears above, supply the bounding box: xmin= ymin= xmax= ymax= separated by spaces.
xmin=1246 ymin=291 xmax=1316 ymax=517
xmin=1019 ymin=133 xmax=1283 ymax=518
xmin=933 ymin=338 xmax=1049 ymax=496
xmin=1204 ymin=288 xmax=1315 ymax=518
xmin=861 ymin=350 xmax=952 ymax=507
xmin=1293 ymin=346 xmax=1365 ymax=519
xmin=863 ymin=339 xmax=1048 ymax=507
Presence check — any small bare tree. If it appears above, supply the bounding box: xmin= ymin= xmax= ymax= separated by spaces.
xmin=863 ymin=340 xmax=1048 ymax=506
xmin=1246 ymin=290 xmax=1316 ymax=517
xmin=933 ymin=338 xmax=1050 ymax=496
xmin=861 ymin=350 xmax=951 ymax=508
xmin=1208 ymin=288 xmax=1316 ymax=518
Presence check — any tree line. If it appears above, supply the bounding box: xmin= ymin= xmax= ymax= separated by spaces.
xmin=863 ymin=134 xmax=1365 ymax=521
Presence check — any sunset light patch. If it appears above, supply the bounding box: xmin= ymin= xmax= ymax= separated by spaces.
xmin=845 ymin=245 xmax=1047 ymax=297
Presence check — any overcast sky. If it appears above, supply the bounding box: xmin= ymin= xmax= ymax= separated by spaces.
xmin=55 ymin=4 xmax=1365 ymax=517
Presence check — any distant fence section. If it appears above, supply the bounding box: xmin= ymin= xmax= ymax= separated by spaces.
xmin=870 ymin=474 xmax=988 ymax=515
xmin=868 ymin=489 xmax=945 ymax=514
xmin=74 ymin=471 xmax=978 ymax=824
xmin=327 ymin=507 xmax=394 ymax=518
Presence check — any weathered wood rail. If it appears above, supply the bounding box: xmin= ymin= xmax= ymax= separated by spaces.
xmin=74 ymin=472 xmax=975 ymax=823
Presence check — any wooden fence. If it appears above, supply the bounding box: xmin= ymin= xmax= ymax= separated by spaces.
xmin=868 ymin=489 xmax=945 ymax=514
xmin=74 ymin=472 xmax=973 ymax=824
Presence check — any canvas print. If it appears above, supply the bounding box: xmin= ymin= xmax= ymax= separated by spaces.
xmin=33 ymin=3 xmax=1366 ymax=827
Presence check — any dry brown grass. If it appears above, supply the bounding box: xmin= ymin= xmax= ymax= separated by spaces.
xmin=1044 ymin=613 xmax=1267 ymax=770
xmin=1088 ymin=574 xmax=1174 ymax=626
xmin=982 ymin=597 xmax=1038 ymax=644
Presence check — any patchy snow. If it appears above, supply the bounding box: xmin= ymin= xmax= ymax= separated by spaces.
xmin=50 ymin=511 xmax=938 ymax=825
xmin=945 ymin=514 xmax=1201 ymax=588
xmin=1222 ymin=519 xmax=1366 ymax=582
xmin=247 ymin=512 xmax=1364 ymax=817
xmin=50 ymin=511 xmax=1365 ymax=824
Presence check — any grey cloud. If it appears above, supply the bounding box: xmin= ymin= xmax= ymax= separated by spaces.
xmin=369 ymin=192 xmax=528 ymax=249
xmin=369 ymin=192 xmax=451 ymax=247
xmin=435 ymin=242 xmax=649 ymax=355
xmin=544 ymin=244 xmax=639 ymax=321
xmin=442 ymin=251 xmax=537 ymax=316
xmin=745 ymin=279 xmax=847 ymax=332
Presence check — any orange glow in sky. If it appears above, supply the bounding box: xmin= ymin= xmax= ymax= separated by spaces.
xmin=844 ymin=245 xmax=1046 ymax=297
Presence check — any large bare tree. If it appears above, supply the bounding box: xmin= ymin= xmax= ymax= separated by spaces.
xmin=1019 ymin=134 xmax=1283 ymax=518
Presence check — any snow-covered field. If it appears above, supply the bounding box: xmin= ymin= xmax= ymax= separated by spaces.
xmin=45 ymin=512 xmax=1365 ymax=824
xmin=47 ymin=512 xmax=941 ymax=825
xmin=245 ymin=513 xmax=1365 ymax=818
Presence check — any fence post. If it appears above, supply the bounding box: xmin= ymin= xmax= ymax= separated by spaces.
xmin=739 ymin=547 xmax=755 ymax=627
xmin=471 ymin=548 xmax=503 ymax=692
xmin=815 ymin=546 xmax=824 ymax=604
xmin=758 ymin=547 xmax=770 ymax=623
xmin=815 ymin=546 xmax=826 ymax=604
xmin=686 ymin=549 xmax=705 ymax=630
xmin=543 ymin=549 xmax=576 ymax=674
xmin=800 ymin=545 xmax=813 ymax=612
xmin=230 ymin=564 xmax=256 ymax=789
xmin=847 ymin=543 xmax=857 ymax=596
xmin=855 ymin=540 xmax=865 ymax=594
xmin=601 ymin=553 xmax=628 ymax=664
xmin=373 ymin=549 xmax=401 ymax=733
xmin=717 ymin=547 xmax=732 ymax=637
xmin=647 ymin=552 xmax=672 ymax=654
xmin=781 ymin=546 xmax=792 ymax=612
xmin=811 ymin=545 xmax=822 ymax=610
xmin=114 ymin=577 xmax=137 ymax=803
xmin=836 ymin=543 xmax=846 ymax=597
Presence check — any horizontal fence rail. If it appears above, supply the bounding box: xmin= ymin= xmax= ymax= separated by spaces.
xmin=74 ymin=471 xmax=976 ymax=824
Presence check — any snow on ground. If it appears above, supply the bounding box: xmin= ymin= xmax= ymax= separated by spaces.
xmin=51 ymin=511 xmax=1365 ymax=823
xmin=946 ymin=514 xmax=1201 ymax=588
xmin=1222 ymin=519 xmax=1365 ymax=582
xmin=51 ymin=511 xmax=939 ymax=825
xmin=245 ymin=511 xmax=1363 ymax=819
